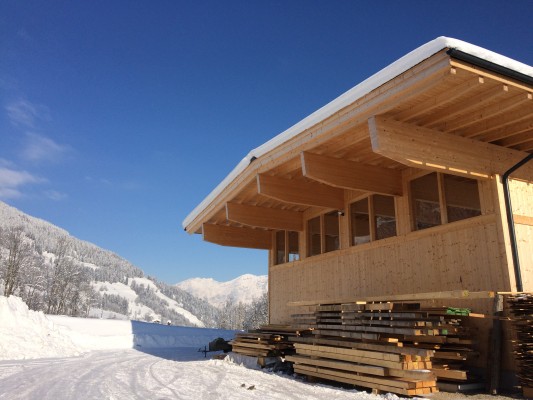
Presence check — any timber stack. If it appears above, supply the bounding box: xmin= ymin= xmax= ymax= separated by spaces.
xmin=507 ymin=294 xmax=533 ymax=398
xmin=229 ymin=324 xmax=302 ymax=363
xmin=287 ymin=300 xmax=477 ymax=396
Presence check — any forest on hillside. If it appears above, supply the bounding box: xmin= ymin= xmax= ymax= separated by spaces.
xmin=0 ymin=202 xmax=267 ymax=329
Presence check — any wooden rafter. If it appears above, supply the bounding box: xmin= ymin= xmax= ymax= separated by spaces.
xmin=202 ymin=223 xmax=271 ymax=249
xmin=443 ymin=93 xmax=533 ymax=136
xmin=301 ymin=151 xmax=402 ymax=196
xmin=225 ymin=202 xmax=303 ymax=231
xmin=421 ymin=83 xmax=510 ymax=128
xmin=257 ymin=174 xmax=344 ymax=210
xmin=445 ymin=93 xmax=532 ymax=136
xmin=495 ymin=131 xmax=533 ymax=148
xmin=395 ymin=75 xmax=485 ymax=122
xmin=368 ymin=115 xmax=533 ymax=181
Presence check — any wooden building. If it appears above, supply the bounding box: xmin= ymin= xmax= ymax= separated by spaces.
xmin=183 ymin=37 xmax=533 ymax=377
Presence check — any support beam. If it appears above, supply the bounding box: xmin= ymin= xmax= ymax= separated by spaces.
xmin=368 ymin=116 xmax=533 ymax=182
xmin=202 ymin=223 xmax=271 ymax=249
xmin=257 ymin=174 xmax=344 ymax=210
xmin=226 ymin=202 xmax=303 ymax=231
xmin=301 ymin=151 xmax=402 ymax=196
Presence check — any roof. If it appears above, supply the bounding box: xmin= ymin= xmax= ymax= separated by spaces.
xmin=183 ymin=36 xmax=533 ymax=232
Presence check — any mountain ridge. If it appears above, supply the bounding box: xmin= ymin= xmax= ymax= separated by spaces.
xmin=176 ymin=274 xmax=267 ymax=308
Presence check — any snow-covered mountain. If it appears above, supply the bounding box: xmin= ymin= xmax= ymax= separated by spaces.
xmin=0 ymin=201 xmax=219 ymax=327
xmin=176 ymin=274 xmax=267 ymax=308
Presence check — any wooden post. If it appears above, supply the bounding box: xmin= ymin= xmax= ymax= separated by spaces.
xmin=488 ymin=294 xmax=504 ymax=394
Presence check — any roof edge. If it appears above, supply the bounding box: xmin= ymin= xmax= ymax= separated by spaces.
xmin=182 ymin=36 xmax=533 ymax=231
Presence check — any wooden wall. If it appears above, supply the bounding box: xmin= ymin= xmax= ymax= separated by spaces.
xmin=269 ymin=215 xmax=505 ymax=324
xmin=510 ymin=179 xmax=533 ymax=290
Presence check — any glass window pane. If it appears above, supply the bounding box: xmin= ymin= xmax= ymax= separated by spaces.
xmin=411 ymin=172 xmax=441 ymax=230
xmin=444 ymin=175 xmax=481 ymax=222
xmin=324 ymin=212 xmax=340 ymax=253
xmin=288 ymin=231 xmax=300 ymax=261
xmin=373 ymin=195 xmax=397 ymax=240
xmin=275 ymin=231 xmax=285 ymax=265
xmin=307 ymin=217 xmax=321 ymax=256
xmin=351 ymin=199 xmax=370 ymax=245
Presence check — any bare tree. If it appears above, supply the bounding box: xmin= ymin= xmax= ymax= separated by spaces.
xmin=20 ymin=255 xmax=46 ymax=309
xmin=46 ymin=237 xmax=80 ymax=314
xmin=1 ymin=226 xmax=33 ymax=297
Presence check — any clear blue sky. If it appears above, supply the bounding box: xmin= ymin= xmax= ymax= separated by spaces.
xmin=1 ymin=1 xmax=532 ymax=283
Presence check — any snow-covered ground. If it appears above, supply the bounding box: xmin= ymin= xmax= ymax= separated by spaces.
xmin=0 ymin=296 xmax=407 ymax=400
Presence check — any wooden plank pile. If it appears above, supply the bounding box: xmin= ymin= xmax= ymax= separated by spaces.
xmin=229 ymin=324 xmax=301 ymax=361
xmin=507 ymin=294 xmax=533 ymax=397
xmin=287 ymin=301 xmax=476 ymax=396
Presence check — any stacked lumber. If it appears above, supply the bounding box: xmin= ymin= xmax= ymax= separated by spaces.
xmin=288 ymin=301 xmax=476 ymax=396
xmin=229 ymin=324 xmax=300 ymax=360
xmin=507 ymin=294 xmax=533 ymax=396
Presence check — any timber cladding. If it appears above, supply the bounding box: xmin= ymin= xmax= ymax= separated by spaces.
xmin=270 ymin=217 xmax=506 ymax=324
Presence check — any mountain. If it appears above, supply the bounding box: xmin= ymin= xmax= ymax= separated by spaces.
xmin=0 ymin=201 xmax=219 ymax=327
xmin=176 ymin=274 xmax=268 ymax=308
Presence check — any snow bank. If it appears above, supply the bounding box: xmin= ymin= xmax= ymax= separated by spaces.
xmin=49 ymin=315 xmax=134 ymax=351
xmin=0 ymin=296 xmax=82 ymax=360
xmin=0 ymin=295 xmax=237 ymax=361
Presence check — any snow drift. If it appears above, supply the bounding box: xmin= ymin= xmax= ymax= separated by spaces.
xmin=0 ymin=296 xmax=235 ymax=361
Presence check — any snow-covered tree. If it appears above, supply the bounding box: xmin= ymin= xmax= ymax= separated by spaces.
xmin=0 ymin=226 xmax=34 ymax=297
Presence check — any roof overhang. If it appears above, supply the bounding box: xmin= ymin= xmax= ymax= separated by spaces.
xmin=183 ymin=36 xmax=533 ymax=236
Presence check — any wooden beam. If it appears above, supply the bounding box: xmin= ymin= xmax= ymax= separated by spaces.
xmin=202 ymin=223 xmax=271 ymax=249
xmin=368 ymin=116 xmax=533 ymax=182
xmin=514 ymin=214 xmax=533 ymax=226
xmin=301 ymin=152 xmax=402 ymax=196
xmin=288 ymin=290 xmax=496 ymax=307
xmin=257 ymin=174 xmax=344 ymax=210
xmin=225 ymin=202 xmax=303 ymax=231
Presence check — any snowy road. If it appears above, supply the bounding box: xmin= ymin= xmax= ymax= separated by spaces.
xmin=0 ymin=348 xmax=384 ymax=400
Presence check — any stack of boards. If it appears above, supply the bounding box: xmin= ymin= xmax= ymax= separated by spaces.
xmin=508 ymin=294 xmax=533 ymax=398
xmin=229 ymin=324 xmax=300 ymax=366
xmin=287 ymin=301 xmax=476 ymax=396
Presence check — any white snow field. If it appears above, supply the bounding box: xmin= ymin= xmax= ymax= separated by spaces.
xmin=0 ymin=296 xmax=405 ymax=400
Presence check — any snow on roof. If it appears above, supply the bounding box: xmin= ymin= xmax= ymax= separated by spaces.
xmin=182 ymin=36 xmax=533 ymax=231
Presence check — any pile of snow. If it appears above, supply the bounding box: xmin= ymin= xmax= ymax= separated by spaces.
xmin=0 ymin=295 xmax=236 ymax=361
xmin=176 ymin=274 xmax=267 ymax=308
xmin=48 ymin=315 xmax=134 ymax=351
xmin=0 ymin=296 xmax=82 ymax=360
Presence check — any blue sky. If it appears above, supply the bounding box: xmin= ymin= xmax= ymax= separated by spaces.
xmin=1 ymin=1 xmax=532 ymax=283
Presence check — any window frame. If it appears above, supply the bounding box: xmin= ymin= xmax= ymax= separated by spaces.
xmin=273 ymin=230 xmax=300 ymax=265
xmin=409 ymin=171 xmax=482 ymax=231
xmin=349 ymin=194 xmax=398 ymax=246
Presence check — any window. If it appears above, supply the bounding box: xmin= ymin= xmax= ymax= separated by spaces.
xmin=443 ymin=175 xmax=481 ymax=222
xmin=306 ymin=212 xmax=339 ymax=257
xmin=350 ymin=198 xmax=370 ymax=245
xmin=288 ymin=231 xmax=300 ymax=261
xmin=324 ymin=211 xmax=340 ymax=253
xmin=307 ymin=217 xmax=321 ymax=257
xmin=411 ymin=172 xmax=441 ymax=230
xmin=410 ymin=172 xmax=481 ymax=230
xmin=350 ymin=195 xmax=397 ymax=245
xmin=374 ymin=194 xmax=397 ymax=240
xmin=275 ymin=230 xmax=285 ymax=264
xmin=274 ymin=230 xmax=300 ymax=265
